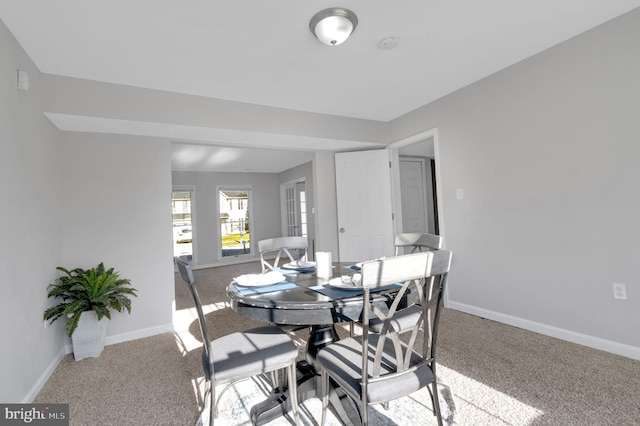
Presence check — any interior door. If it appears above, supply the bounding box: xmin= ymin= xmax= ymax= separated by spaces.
xmin=335 ymin=150 xmax=395 ymax=262
xmin=399 ymin=157 xmax=429 ymax=233
xmin=284 ymin=183 xmax=300 ymax=237
xmin=281 ymin=179 xmax=308 ymax=237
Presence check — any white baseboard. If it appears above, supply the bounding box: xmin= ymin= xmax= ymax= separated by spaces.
xmin=192 ymin=255 xmax=260 ymax=270
xmin=23 ymin=346 xmax=67 ymax=403
xmin=104 ymin=323 xmax=174 ymax=346
xmin=447 ymin=301 xmax=640 ymax=361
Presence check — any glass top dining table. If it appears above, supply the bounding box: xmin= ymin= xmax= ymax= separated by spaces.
xmin=227 ymin=261 xmax=409 ymax=322
xmin=226 ymin=261 xmax=410 ymax=425
xmin=228 ymin=262 xmax=373 ymax=324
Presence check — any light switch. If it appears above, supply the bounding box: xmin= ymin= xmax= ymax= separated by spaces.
xmin=17 ymin=70 xmax=29 ymax=91
xmin=456 ymin=188 xmax=464 ymax=200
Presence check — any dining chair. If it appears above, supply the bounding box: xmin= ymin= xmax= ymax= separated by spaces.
xmin=394 ymin=232 xmax=443 ymax=255
xmin=174 ymin=257 xmax=301 ymax=426
xmin=258 ymin=236 xmax=309 ymax=273
xmin=316 ymin=250 xmax=452 ymax=426
xmin=354 ymin=233 xmax=442 ymax=337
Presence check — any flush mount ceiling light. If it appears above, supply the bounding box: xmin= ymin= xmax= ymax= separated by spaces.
xmin=309 ymin=8 xmax=358 ymax=46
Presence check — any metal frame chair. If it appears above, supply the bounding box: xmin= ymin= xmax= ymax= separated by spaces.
xmin=175 ymin=257 xmax=300 ymax=426
xmin=360 ymin=233 xmax=443 ymax=336
xmin=258 ymin=236 xmax=309 ymax=273
xmin=317 ymin=250 xmax=452 ymax=426
xmin=394 ymin=232 xmax=443 ymax=255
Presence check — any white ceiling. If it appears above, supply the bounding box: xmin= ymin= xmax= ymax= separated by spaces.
xmin=2 ymin=1 xmax=639 ymax=171
xmin=171 ymin=143 xmax=314 ymax=174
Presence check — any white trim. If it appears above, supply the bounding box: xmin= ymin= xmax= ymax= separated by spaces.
xmin=22 ymin=346 xmax=67 ymax=402
xmin=192 ymin=255 xmax=260 ymax=270
xmin=60 ymin=323 xmax=174 ymax=353
xmin=386 ymin=127 xmax=443 ymax=240
xmin=104 ymin=323 xmax=174 ymax=346
xmin=448 ymin=301 xmax=640 ymax=361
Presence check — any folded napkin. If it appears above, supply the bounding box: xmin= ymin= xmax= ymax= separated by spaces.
xmin=341 ymin=273 xmax=362 ymax=286
xmin=233 ymin=271 xmax=285 ymax=287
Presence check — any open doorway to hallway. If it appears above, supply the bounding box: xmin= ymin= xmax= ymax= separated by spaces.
xmin=398 ymin=153 xmax=439 ymax=235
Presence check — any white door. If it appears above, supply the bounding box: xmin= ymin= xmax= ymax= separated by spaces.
xmin=281 ymin=180 xmax=307 ymax=237
xmin=335 ymin=150 xmax=395 ymax=262
xmin=399 ymin=158 xmax=429 ymax=233
xmin=284 ymin=183 xmax=299 ymax=236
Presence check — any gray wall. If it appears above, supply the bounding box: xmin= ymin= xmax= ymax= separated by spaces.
xmin=312 ymin=152 xmax=340 ymax=256
xmin=60 ymin=133 xmax=175 ymax=339
xmin=0 ymin=19 xmax=64 ymax=403
xmin=1 ymin=20 xmax=174 ymax=402
xmin=390 ymin=8 xmax=640 ymax=356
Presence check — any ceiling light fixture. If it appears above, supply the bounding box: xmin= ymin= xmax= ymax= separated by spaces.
xmin=309 ymin=8 xmax=358 ymax=46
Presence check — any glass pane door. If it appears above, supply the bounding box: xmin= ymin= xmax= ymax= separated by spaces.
xmin=219 ymin=188 xmax=251 ymax=257
xmin=172 ymin=191 xmax=193 ymax=259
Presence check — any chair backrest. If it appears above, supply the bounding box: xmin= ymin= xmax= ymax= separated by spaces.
xmin=258 ymin=236 xmax=308 ymax=273
xmin=175 ymin=257 xmax=214 ymax=379
xmin=394 ymin=232 xmax=443 ymax=255
xmin=359 ymin=249 xmax=452 ymax=385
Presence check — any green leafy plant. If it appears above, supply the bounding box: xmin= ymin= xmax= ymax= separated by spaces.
xmin=44 ymin=263 xmax=138 ymax=337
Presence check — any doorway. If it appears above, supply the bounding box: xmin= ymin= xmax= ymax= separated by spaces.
xmin=217 ymin=187 xmax=252 ymax=258
xmin=399 ymin=156 xmax=438 ymax=235
xmin=389 ymin=129 xmax=443 ymax=241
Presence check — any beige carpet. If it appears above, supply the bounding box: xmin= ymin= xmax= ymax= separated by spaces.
xmin=35 ymin=261 xmax=640 ymax=425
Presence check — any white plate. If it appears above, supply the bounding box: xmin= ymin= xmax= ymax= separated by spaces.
xmin=233 ymin=271 xmax=285 ymax=287
xmin=282 ymin=261 xmax=316 ymax=270
xmin=327 ymin=277 xmax=362 ymax=290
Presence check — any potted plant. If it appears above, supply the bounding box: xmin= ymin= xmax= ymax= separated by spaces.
xmin=44 ymin=263 xmax=137 ymax=360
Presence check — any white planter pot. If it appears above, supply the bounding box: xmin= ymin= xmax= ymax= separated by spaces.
xmin=71 ymin=311 xmax=107 ymax=361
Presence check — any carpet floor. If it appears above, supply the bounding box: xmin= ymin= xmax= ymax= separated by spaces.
xmin=35 ymin=261 xmax=640 ymax=425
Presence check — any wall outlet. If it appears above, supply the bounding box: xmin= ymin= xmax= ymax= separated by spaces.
xmin=613 ymin=283 xmax=627 ymax=300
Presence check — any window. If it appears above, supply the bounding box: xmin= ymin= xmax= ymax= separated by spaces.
xmin=218 ymin=188 xmax=252 ymax=258
xmin=172 ymin=190 xmax=193 ymax=258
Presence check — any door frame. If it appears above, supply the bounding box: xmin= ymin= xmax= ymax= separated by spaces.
xmin=387 ymin=127 xmax=445 ymax=245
